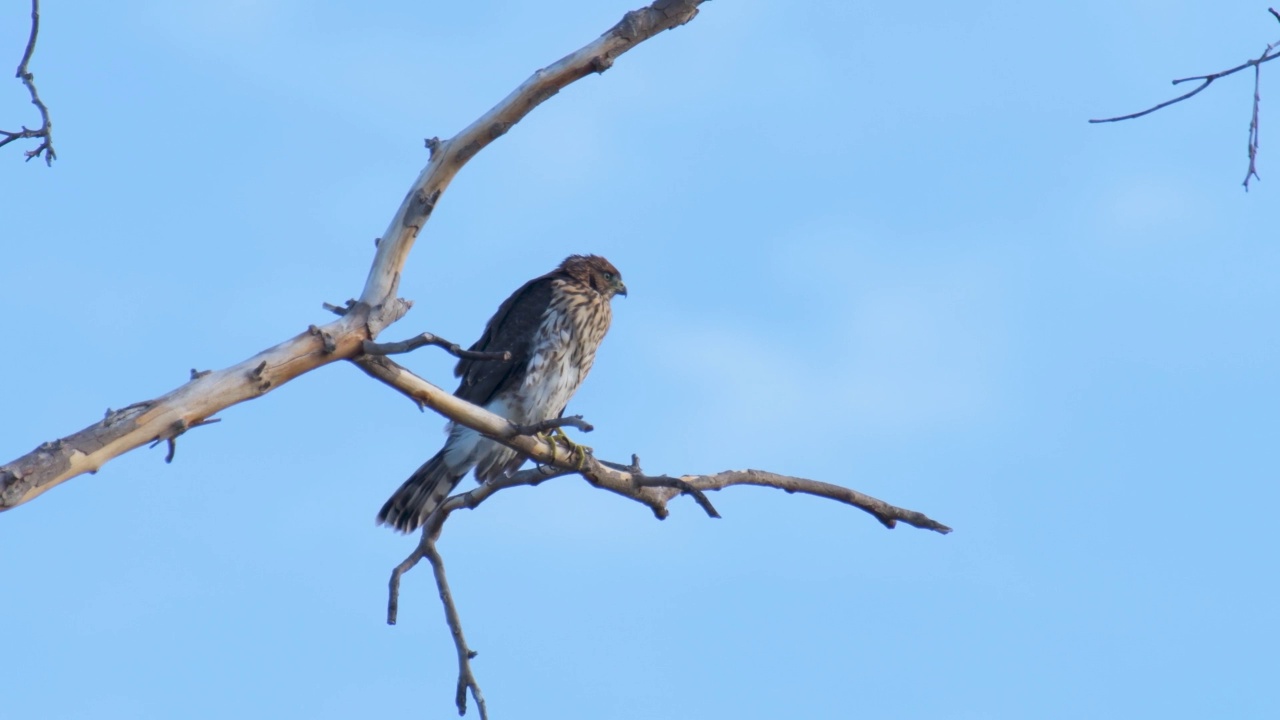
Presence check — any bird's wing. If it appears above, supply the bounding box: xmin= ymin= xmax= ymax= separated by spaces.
xmin=453 ymin=273 xmax=556 ymax=406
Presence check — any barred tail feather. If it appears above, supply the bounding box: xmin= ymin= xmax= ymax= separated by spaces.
xmin=376 ymin=452 xmax=466 ymax=533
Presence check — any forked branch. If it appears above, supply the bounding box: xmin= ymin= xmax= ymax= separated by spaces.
xmin=2 ymin=0 xmax=55 ymax=165
xmin=1090 ymin=8 xmax=1280 ymax=189
xmin=0 ymin=0 xmax=707 ymax=511
xmin=360 ymin=353 xmax=950 ymax=715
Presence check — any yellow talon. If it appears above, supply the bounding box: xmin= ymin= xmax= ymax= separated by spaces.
xmin=533 ymin=431 xmax=558 ymax=457
xmin=541 ymin=426 xmax=591 ymax=469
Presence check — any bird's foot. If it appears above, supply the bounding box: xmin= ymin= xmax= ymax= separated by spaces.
xmin=536 ymin=427 xmax=593 ymax=470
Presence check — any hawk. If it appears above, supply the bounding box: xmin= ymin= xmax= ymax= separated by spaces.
xmin=377 ymin=254 xmax=627 ymax=533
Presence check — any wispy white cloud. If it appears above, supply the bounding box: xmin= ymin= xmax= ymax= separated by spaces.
xmin=1099 ymin=174 xmax=1201 ymax=240
xmin=638 ymin=216 xmax=1010 ymax=445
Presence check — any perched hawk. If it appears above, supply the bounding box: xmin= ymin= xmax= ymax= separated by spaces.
xmin=377 ymin=254 xmax=627 ymax=533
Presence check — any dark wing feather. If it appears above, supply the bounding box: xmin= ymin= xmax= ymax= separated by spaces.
xmin=453 ymin=273 xmax=557 ymax=406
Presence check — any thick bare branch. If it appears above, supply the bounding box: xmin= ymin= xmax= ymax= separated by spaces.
xmin=355 ymin=354 xmax=952 ymax=535
xmin=357 ymin=0 xmax=705 ymax=311
xmin=1 ymin=0 xmax=56 ymax=164
xmin=1 ymin=0 xmax=705 ymax=512
xmin=363 ymin=357 xmax=941 ymax=539
xmin=0 ymin=304 xmax=400 ymax=510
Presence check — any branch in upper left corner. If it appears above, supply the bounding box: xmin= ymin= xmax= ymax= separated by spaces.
xmin=2 ymin=0 xmax=56 ymax=165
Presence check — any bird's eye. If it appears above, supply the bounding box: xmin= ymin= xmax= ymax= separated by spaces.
xmin=602 ymin=272 xmax=614 ymax=281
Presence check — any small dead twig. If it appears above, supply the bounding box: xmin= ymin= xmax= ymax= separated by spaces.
xmin=510 ymin=415 xmax=594 ymax=435
xmin=147 ymin=418 xmax=221 ymax=463
xmin=629 ymin=474 xmax=721 ymax=519
xmin=322 ymin=299 xmax=358 ymax=317
xmin=1090 ymin=10 xmax=1280 ymax=190
xmin=362 ymin=332 xmax=512 ymax=363
xmin=308 ymin=324 xmax=337 ymax=354
xmin=1 ymin=0 xmax=56 ymax=165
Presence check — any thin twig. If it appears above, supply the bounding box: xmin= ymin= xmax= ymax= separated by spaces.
xmin=1089 ymin=78 xmax=1219 ymax=124
xmin=510 ymin=415 xmax=594 ymax=435
xmin=424 ymin=540 xmax=489 ymax=720
xmin=1246 ymin=49 xmax=1268 ymax=189
xmin=629 ymin=474 xmax=721 ymax=519
xmin=1089 ymin=44 xmax=1280 ymax=124
xmin=1 ymin=0 xmax=56 ymax=164
xmin=670 ymin=469 xmax=951 ymax=533
xmin=362 ymin=333 xmax=512 ymax=363
xmin=1089 ymin=10 xmax=1280 ymax=189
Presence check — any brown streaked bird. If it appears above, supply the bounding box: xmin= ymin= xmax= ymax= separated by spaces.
xmin=377 ymin=254 xmax=626 ymax=533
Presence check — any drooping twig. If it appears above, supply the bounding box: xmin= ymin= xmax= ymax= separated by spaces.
xmin=146 ymin=417 xmax=222 ymax=463
xmin=1 ymin=0 xmax=706 ymax=512
xmin=424 ymin=540 xmax=488 ymax=720
xmin=1246 ymin=56 xmax=1265 ymax=188
xmin=362 ymin=333 xmax=512 ymax=363
xmin=1 ymin=0 xmax=56 ymax=165
xmin=1090 ymin=10 xmax=1280 ymax=189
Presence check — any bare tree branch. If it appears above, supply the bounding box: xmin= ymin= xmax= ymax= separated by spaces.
xmin=1 ymin=0 xmax=708 ymax=512
xmin=6 ymin=4 xmax=953 ymax=715
xmin=354 ymin=354 xmax=951 ymax=533
xmin=362 ymin=332 xmax=512 ymax=363
xmin=356 ymin=0 xmax=707 ymax=313
xmin=1090 ymin=9 xmax=1280 ymax=189
xmin=1 ymin=0 xmax=55 ymax=165
xmin=369 ymin=352 xmax=950 ymax=715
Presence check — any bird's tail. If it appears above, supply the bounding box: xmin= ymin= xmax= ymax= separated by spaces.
xmin=376 ymin=451 xmax=466 ymax=533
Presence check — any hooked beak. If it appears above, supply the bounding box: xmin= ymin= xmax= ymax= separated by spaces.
xmin=615 ymin=281 xmax=628 ymax=298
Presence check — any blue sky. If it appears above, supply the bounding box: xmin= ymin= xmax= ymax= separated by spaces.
xmin=3 ymin=1 xmax=1278 ymax=718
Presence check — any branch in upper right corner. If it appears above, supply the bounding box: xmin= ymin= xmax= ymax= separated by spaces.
xmin=1088 ymin=11 xmax=1280 ymax=190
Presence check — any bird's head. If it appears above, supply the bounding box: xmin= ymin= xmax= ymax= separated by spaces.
xmin=560 ymin=254 xmax=627 ymax=299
